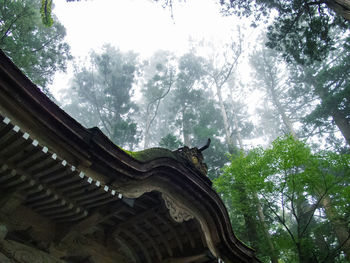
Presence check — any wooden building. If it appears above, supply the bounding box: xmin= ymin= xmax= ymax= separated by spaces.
xmin=0 ymin=50 xmax=259 ymax=263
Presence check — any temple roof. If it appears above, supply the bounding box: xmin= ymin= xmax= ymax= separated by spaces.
xmin=0 ymin=50 xmax=259 ymax=263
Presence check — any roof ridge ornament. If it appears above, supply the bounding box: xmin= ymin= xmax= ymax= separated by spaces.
xmin=174 ymin=140 xmax=209 ymax=177
xmin=198 ymin=138 xmax=211 ymax=152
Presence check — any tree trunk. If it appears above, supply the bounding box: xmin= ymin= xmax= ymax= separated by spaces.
xmin=216 ymin=85 xmax=235 ymax=152
xmin=143 ymin=114 xmax=150 ymax=149
xmin=297 ymin=243 xmax=318 ymax=263
xmin=321 ymin=195 xmax=350 ymax=260
xmin=326 ymin=0 xmax=350 ymax=22
xmin=315 ymin=86 xmax=350 ymax=145
xmin=236 ymin=183 xmax=259 ymax=249
xmin=331 ymin=109 xmax=350 ymax=145
xmin=268 ymin=84 xmax=297 ymax=138
xmin=295 ymin=198 xmax=318 ymax=263
xmin=228 ymin=87 xmax=244 ymax=149
xmin=181 ymin=108 xmax=191 ymax=146
xmin=254 ymin=193 xmax=278 ymax=263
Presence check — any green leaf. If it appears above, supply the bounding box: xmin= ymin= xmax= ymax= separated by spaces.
xmin=40 ymin=0 xmax=53 ymax=27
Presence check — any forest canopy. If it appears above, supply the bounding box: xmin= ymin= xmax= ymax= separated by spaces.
xmin=0 ymin=0 xmax=71 ymax=94
xmin=2 ymin=0 xmax=350 ymax=262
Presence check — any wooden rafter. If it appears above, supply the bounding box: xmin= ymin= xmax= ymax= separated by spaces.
xmin=134 ymin=223 xmax=163 ymax=262
xmin=112 ymin=205 xmax=162 ymax=236
xmin=155 ymin=213 xmax=183 ymax=253
xmin=121 ymin=229 xmax=152 ymax=263
xmin=163 ymin=251 xmax=208 ymax=263
xmin=115 ymin=235 xmax=141 ymax=263
xmin=180 ymin=221 xmax=196 ymax=249
xmin=144 ymin=218 xmax=173 ymax=257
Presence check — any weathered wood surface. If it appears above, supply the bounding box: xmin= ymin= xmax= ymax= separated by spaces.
xmin=0 ymin=239 xmax=65 ymax=263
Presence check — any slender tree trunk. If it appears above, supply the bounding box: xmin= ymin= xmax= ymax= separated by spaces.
xmin=236 ymin=183 xmax=259 ymax=249
xmin=268 ymin=84 xmax=297 ymax=138
xmin=261 ymin=49 xmax=298 ymax=138
xmin=216 ymin=84 xmax=235 ymax=152
xmin=220 ymin=85 xmax=260 ymax=253
xmin=143 ymin=113 xmax=151 ymax=149
xmin=295 ymin=198 xmax=318 ymax=263
xmin=181 ymin=108 xmax=191 ymax=146
xmin=143 ymin=73 xmax=174 ymax=149
xmin=254 ymin=193 xmax=278 ymax=263
xmin=229 ymin=88 xmax=244 ymax=149
xmin=321 ymin=195 xmax=350 ymax=260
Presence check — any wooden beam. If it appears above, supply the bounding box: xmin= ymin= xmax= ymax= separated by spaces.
xmin=144 ymin=218 xmax=173 ymax=257
xmin=134 ymin=224 xmax=163 ymax=262
xmin=0 ymin=189 xmax=25 ymax=215
xmin=0 ymin=238 xmax=66 ymax=263
xmin=155 ymin=213 xmax=183 ymax=253
xmin=163 ymin=252 xmax=207 ymax=263
xmin=115 ymin=235 xmax=141 ymax=263
xmin=112 ymin=205 xmax=162 ymax=236
xmin=181 ymin=221 xmax=196 ymax=249
xmin=121 ymin=229 xmax=152 ymax=263
xmin=55 ymin=212 xmax=104 ymax=243
xmin=55 ymin=200 xmax=127 ymax=242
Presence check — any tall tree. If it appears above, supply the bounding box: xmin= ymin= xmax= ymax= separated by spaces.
xmin=170 ymin=52 xmax=207 ymax=146
xmin=190 ymin=94 xmax=229 ymax=179
xmin=289 ymin=38 xmax=350 ymax=147
xmin=205 ymin=32 xmax=243 ymax=153
xmin=201 ymin=35 xmax=272 ymax=259
xmin=250 ymin=32 xmax=350 ymax=149
xmin=63 ymin=45 xmax=140 ymax=150
xmin=140 ymin=51 xmax=175 ymax=149
xmin=0 ymin=0 xmax=71 ymax=93
xmin=220 ymin=0 xmax=349 ymax=65
xmin=251 ymin=40 xmax=350 ymax=260
xmin=250 ymin=44 xmax=300 ymax=139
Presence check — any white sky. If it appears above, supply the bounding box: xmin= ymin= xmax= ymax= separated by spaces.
xmin=49 ymin=0 xmax=256 ymax=98
xmin=52 ymin=0 xmax=239 ymax=56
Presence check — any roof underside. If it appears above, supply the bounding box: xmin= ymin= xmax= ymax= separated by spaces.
xmin=0 ymin=114 xmax=217 ymax=262
xmin=0 ymin=50 xmax=258 ymax=263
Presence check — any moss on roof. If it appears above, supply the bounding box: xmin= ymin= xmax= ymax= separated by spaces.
xmin=122 ymin=147 xmax=181 ymax=163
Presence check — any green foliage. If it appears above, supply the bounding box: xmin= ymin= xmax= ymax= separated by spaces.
xmin=137 ymin=49 xmax=232 ymax=179
xmin=112 ymin=120 xmax=139 ymax=150
xmin=40 ymin=0 xmax=53 ymax=27
xmin=0 ymin=0 xmax=71 ymax=93
xmin=159 ymin=133 xmax=182 ymax=150
xmin=140 ymin=50 xmax=175 ymax=148
xmin=64 ymin=45 xmax=140 ymax=150
xmin=214 ymin=135 xmax=350 ymax=262
xmin=220 ymin=0 xmax=349 ymax=65
xmin=191 ymin=97 xmax=229 ymax=179
xmin=169 ymin=52 xmax=208 ymax=145
xmin=285 ymin=33 xmax=350 ymax=147
xmin=249 ymin=44 xmax=296 ymax=140
xmin=249 ymin=32 xmax=350 ymax=148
